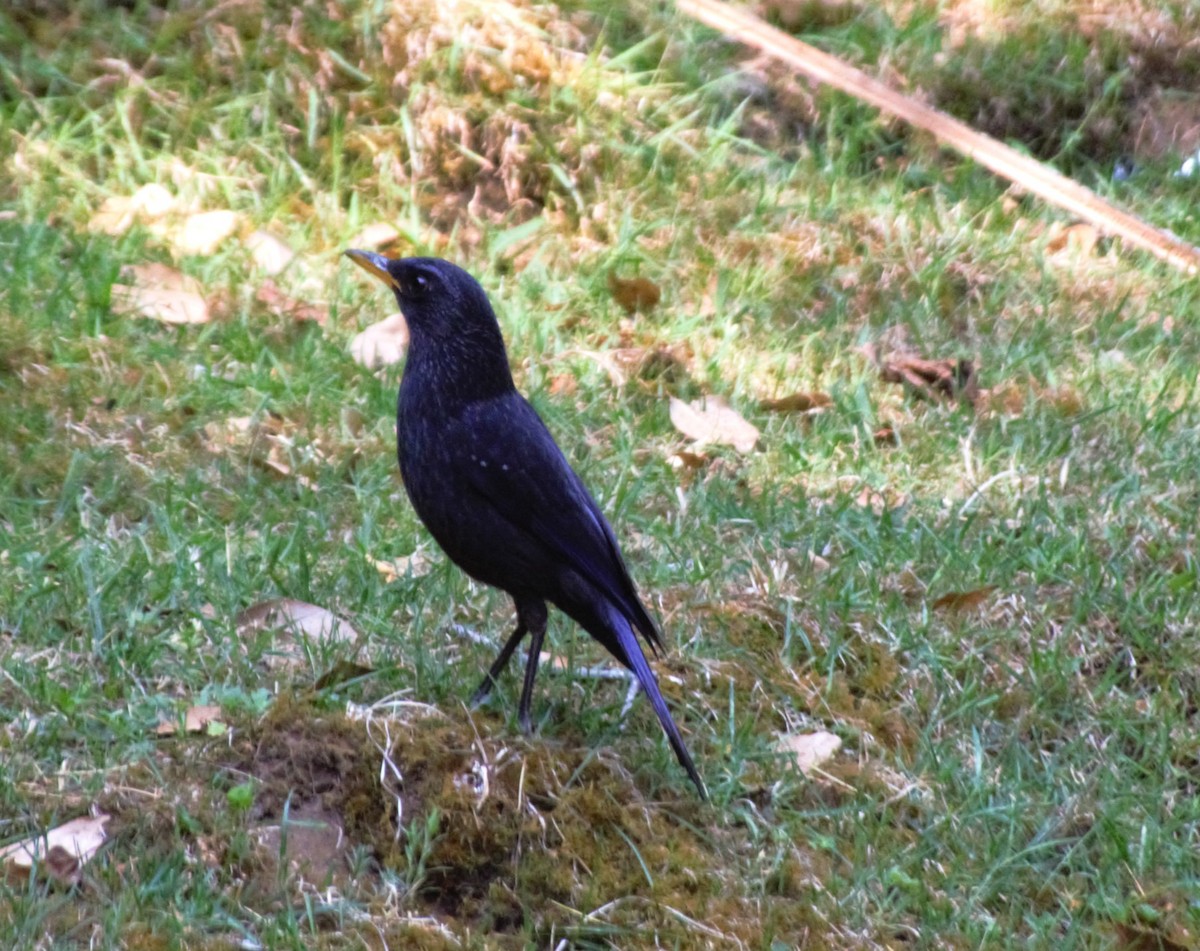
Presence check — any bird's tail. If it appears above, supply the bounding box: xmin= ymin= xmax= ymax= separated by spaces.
xmin=606 ymin=604 xmax=707 ymax=799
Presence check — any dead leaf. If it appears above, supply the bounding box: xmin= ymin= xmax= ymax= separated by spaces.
xmin=977 ymin=381 xmax=1025 ymax=416
xmin=547 ymin=372 xmax=577 ymax=397
xmin=256 ymin=280 xmax=327 ymax=325
xmin=1046 ymin=221 xmax=1100 ymax=257
xmin=349 ymin=222 xmax=401 ymax=251
xmin=120 ymin=262 xmax=202 ymax=294
xmin=238 ymin=598 xmax=360 ymax=669
xmin=110 ymin=263 xmax=209 ymax=324
xmin=932 ymin=586 xmax=997 ymax=613
xmin=853 ymin=484 xmax=908 ymax=515
xmin=608 ymin=272 xmax=661 ymax=314
xmin=808 ymin=551 xmax=831 ymax=572
xmin=0 ymin=814 xmax=110 ymax=886
xmin=759 ymin=391 xmax=832 ymax=413
xmin=203 ymin=412 xmax=283 ymax=451
xmin=252 ymin=445 xmax=319 ymax=490
xmin=669 ymin=395 xmax=759 ymax=453
xmin=369 ymin=551 xmax=433 ymax=582
xmin=978 ymin=379 xmax=1084 ymax=418
xmin=537 ymin=650 xmax=574 ymax=671
xmin=350 ymin=313 xmax=410 ymax=368
xmin=873 ymin=424 xmax=898 ymax=446
xmin=635 ymin=346 xmax=690 ymax=387
xmin=577 ymin=345 xmax=690 ymax=390
xmin=667 ymin=449 xmax=709 ymax=471
xmin=172 ymin=209 xmax=241 ymax=256
xmin=245 ymin=231 xmax=295 ymax=275
xmin=872 ymin=349 xmax=978 ymax=406
xmin=88 ymin=183 xmax=177 ymax=235
xmin=776 ymin=731 xmax=842 ymax=774
xmin=155 ymin=704 xmax=226 ymax=736
xmin=202 ymin=412 xmax=319 ymax=489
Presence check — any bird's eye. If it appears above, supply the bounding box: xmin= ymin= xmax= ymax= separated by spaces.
xmin=403 ymin=273 xmax=429 ymax=297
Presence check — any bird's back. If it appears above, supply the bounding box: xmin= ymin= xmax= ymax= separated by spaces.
xmin=397 ymin=380 xmax=662 ymax=663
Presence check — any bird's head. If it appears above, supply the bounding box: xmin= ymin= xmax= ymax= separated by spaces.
xmin=344 ymin=251 xmax=499 ymax=343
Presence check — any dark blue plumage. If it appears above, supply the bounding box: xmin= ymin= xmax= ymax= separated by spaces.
xmin=345 ymin=252 xmax=705 ymax=797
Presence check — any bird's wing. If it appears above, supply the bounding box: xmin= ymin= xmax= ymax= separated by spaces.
xmin=458 ymin=396 xmax=665 ymax=656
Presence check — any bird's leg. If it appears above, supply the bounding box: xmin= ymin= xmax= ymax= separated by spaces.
xmin=469 ymin=619 xmax=527 ymax=708
xmin=516 ymin=599 xmax=549 ymax=735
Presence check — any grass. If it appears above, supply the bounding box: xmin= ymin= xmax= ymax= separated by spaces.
xmin=2 ymin=0 xmax=1200 ymax=947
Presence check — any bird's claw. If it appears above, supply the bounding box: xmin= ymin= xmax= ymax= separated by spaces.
xmin=469 ymin=678 xmax=495 ymax=709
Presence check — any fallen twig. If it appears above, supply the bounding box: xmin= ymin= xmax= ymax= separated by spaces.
xmin=677 ymin=0 xmax=1200 ymax=274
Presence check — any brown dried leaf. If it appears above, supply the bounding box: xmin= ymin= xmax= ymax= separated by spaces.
xmin=88 ymin=183 xmax=177 ymax=235
xmin=369 ymin=551 xmax=433 ymax=582
xmin=111 ymin=263 xmax=209 ymax=325
xmin=591 ymin=345 xmax=691 ymax=390
xmin=669 ymin=395 xmax=759 ymax=453
xmin=172 ymin=209 xmax=241 ymax=256
xmin=155 ymin=704 xmax=225 ymax=736
xmin=0 ymin=814 xmax=110 ymax=886
xmin=979 ymin=380 xmax=1084 ymax=418
xmin=776 ymin=731 xmax=842 ymax=774
xmin=977 ymin=380 xmax=1026 ymax=416
xmin=202 ymin=411 xmax=318 ymax=489
xmin=350 ymin=313 xmax=410 ymax=369
xmin=238 ymin=598 xmax=360 ymax=669
xmin=856 ymin=485 xmax=885 ymax=515
xmin=1046 ymin=221 xmax=1100 ymax=257
xmin=878 ymin=352 xmax=978 ymax=405
xmin=349 ymin=222 xmax=401 ymax=251
xmin=254 ymin=443 xmax=319 ymax=491
xmin=873 ymin=424 xmax=898 ymax=446
xmin=853 ymin=485 xmax=908 ymax=515
xmin=932 ymin=586 xmax=997 ymax=614
xmin=237 ymin=598 xmax=358 ymax=641
xmin=668 ymin=449 xmax=709 ymax=471
xmin=256 ymin=280 xmax=327 ymax=325
xmin=608 ymin=272 xmax=661 ymax=314
xmin=203 ymin=412 xmax=285 ymax=452
xmin=759 ymin=391 xmax=832 ymax=413
xmin=547 ymin=372 xmax=577 ymax=397
xmin=121 ymin=262 xmax=203 ymax=294
xmin=808 ymin=551 xmax=832 ymax=572
xmin=245 ymin=231 xmax=295 ymax=275
xmin=635 ymin=346 xmax=690 ymax=387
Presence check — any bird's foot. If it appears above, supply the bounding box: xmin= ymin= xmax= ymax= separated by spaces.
xmin=469 ymin=676 xmax=496 ymax=709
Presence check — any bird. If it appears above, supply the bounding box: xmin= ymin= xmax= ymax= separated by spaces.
xmin=345 ymin=251 xmax=705 ymax=797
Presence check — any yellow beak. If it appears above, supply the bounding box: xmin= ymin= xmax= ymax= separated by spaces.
xmin=344 ymin=249 xmax=399 ymax=290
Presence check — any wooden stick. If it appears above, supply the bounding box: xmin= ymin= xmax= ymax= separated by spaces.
xmin=677 ymin=0 xmax=1200 ymax=275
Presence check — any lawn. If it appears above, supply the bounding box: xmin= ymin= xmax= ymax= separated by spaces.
xmin=2 ymin=0 xmax=1199 ymax=947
